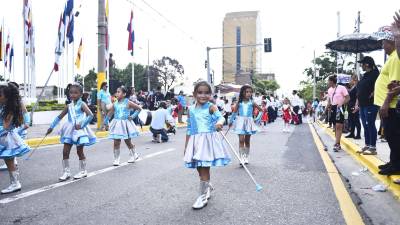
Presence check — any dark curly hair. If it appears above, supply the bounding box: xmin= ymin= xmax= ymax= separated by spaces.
xmin=0 ymin=83 xmax=23 ymax=127
xmin=238 ymin=85 xmax=253 ymax=103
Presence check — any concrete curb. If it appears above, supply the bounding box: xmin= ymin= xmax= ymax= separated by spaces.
xmin=316 ymin=121 xmax=400 ymax=199
xmin=26 ymin=123 xmax=187 ymax=148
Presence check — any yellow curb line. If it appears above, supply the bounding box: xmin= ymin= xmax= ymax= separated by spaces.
xmin=316 ymin=121 xmax=400 ymax=200
xmin=26 ymin=123 xmax=187 ymax=148
xmin=308 ymin=123 xmax=365 ymax=225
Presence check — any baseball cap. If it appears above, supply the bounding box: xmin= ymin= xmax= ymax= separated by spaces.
xmin=357 ymin=56 xmax=375 ymax=65
xmin=373 ymin=26 xmax=394 ymax=41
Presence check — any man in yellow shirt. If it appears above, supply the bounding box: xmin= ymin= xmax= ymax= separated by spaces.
xmin=373 ymin=26 xmax=400 ymax=175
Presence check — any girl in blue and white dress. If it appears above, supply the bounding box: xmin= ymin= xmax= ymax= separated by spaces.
xmin=46 ymin=83 xmax=96 ymax=182
xmin=184 ymin=81 xmax=231 ymax=210
xmin=0 ymin=82 xmax=30 ymax=171
xmin=0 ymin=83 xmax=31 ymax=194
xmin=229 ymin=85 xmax=262 ymax=165
xmin=105 ymin=86 xmax=142 ymax=166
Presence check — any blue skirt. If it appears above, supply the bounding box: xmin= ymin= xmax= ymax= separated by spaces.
xmin=0 ymin=130 xmax=30 ymax=159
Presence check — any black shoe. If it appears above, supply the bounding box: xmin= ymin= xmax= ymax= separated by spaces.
xmin=353 ymin=135 xmax=361 ymax=140
xmin=378 ymin=166 xmax=400 ymax=175
xmin=345 ymin=134 xmax=354 ymax=138
xmin=378 ymin=162 xmax=392 ymax=170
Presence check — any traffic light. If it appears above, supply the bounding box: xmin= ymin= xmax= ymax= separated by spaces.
xmin=204 ymin=60 xmax=208 ymax=69
xmin=264 ymin=38 xmax=272 ymax=52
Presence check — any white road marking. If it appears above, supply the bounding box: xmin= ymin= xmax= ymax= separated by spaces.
xmin=0 ymin=148 xmax=176 ymax=204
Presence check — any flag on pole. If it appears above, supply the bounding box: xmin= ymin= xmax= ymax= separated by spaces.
xmin=75 ymin=38 xmax=82 ymax=68
xmin=4 ymin=34 xmax=10 ymax=68
xmin=23 ymin=0 xmax=32 ymax=54
xmin=66 ymin=16 xmax=74 ymax=44
xmin=65 ymin=0 xmax=74 ymax=17
xmin=9 ymin=45 xmax=14 ymax=73
xmin=127 ymin=10 xmax=134 ymax=56
xmin=54 ymin=13 xmax=65 ymax=72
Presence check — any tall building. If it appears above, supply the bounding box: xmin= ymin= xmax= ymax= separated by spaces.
xmin=222 ymin=11 xmax=262 ymax=85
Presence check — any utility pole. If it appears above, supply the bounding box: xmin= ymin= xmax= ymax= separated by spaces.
xmin=336 ymin=11 xmax=341 ymax=75
xmin=97 ymin=0 xmax=106 ymax=129
xmin=355 ymin=11 xmax=361 ymax=79
xmin=147 ymin=39 xmax=150 ymax=93
xmin=206 ymin=47 xmax=211 ymax=84
xmin=313 ymin=50 xmax=316 ymax=101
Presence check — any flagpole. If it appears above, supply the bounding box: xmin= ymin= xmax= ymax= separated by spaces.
xmin=2 ymin=18 xmax=4 ymax=80
xmin=134 ymin=7 xmax=135 ymax=88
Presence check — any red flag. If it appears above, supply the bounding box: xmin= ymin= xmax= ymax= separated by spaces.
xmin=127 ymin=10 xmax=133 ymax=52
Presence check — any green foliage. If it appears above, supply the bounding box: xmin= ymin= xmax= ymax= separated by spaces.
xmin=298 ymin=80 xmax=328 ymax=102
xmin=27 ymin=100 xmax=65 ymax=112
xmin=253 ymin=79 xmax=280 ymax=94
xmin=152 ymin=56 xmax=184 ymax=92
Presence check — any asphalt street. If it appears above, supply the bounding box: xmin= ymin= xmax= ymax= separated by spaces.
xmin=0 ymin=121 xmax=361 ymax=225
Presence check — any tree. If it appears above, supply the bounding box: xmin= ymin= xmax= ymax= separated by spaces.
xmin=81 ymin=68 xmax=97 ymax=91
xmin=152 ymin=56 xmax=184 ymax=92
xmin=254 ymin=79 xmax=280 ymax=95
xmin=298 ymin=80 xmax=328 ymax=102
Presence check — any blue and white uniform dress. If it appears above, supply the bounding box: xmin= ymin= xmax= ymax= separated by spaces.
xmin=233 ymin=100 xmax=258 ymax=135
xmin=109 ymin=98 xmax=140 ymax=139
xmin=0 ymin=106 xmax=30 ymax=159
xmin=184 ymin=102 xmax=231 ymax=168
xmin=59 ymin=99 xmax=96 ymax=146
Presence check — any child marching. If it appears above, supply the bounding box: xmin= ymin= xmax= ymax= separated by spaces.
xmin=260 ymin=101 xmax=269 ymax=128
xmin=282 ymin=98 xmax=293 ymax=132
xmin=104 ymin=86 xmax=142 ymax=166
xmin=0 ymin=82 xmax=30 ymax=171
xmin=184 ymin=81 xmax=230 ymax=209
xmin=229 ymin=85 xmax=262 ymax=165
xmin=46 ymin=83 xmax=96 ymax=181
xmin=0 ymin=83 xmax=31 ymax=194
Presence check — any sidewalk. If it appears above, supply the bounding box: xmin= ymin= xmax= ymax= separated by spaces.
xmin=316 ymin=120 xmax=400 ymax=199
xmin=322 ymin=120 xmax=390 ymax=163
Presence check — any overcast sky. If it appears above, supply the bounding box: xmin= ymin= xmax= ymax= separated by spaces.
xmin=0 ymin=0 xmax=398 ymax=96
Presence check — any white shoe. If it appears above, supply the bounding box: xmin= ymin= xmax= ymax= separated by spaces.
xmin=59 ymin=159 xmax=71 ymax=182
xmin=1 ymin=171 xmax=21 ymax=194
xmin=113 ymin=148 xmax=121 ymax=166
xmin=73 ymin=160 xmax=87 ymax=179
xmin=192 ymin=194 xmax=208 ymax=209
xmin=243 ymin=154 xmax=249 ymax=164
xmin=192 ymin=181 xmax=210 ymax=209
xmin=128 ymin=148 xmax=140 ymax=163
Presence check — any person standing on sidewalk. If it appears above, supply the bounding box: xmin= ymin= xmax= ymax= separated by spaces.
xmin=97 ymin=82 xmax=111 ymax=131
xmin=346 ymin=75 xmax=362 ymax=140
xmin=373 ymin=26 xmax=400 ymax=175
xmin=327 ymin=75 xmax=350 ymax=152
xmin=353 ymin=56 xmax=380 ymax=155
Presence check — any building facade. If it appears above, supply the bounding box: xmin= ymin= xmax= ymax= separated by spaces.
xmin=222 ymin=11 xmax=262 ymax=85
